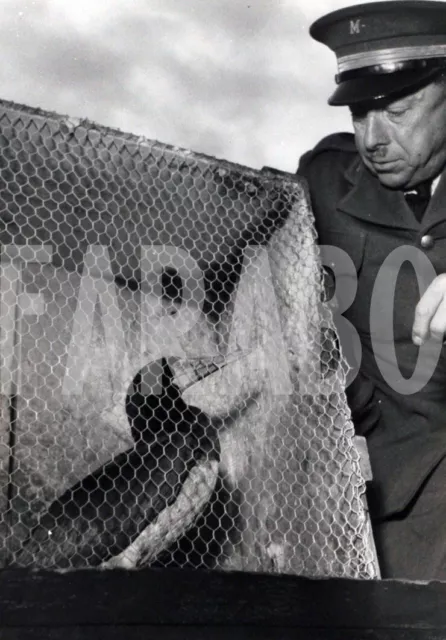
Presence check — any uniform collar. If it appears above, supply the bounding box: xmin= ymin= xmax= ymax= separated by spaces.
xmin=423 ymin=170 xmax=446 ymax=231
xmin=403 ymin=175 xmax=440 ymax=197
xmin=340 ymin=156 xmax=446 ymax=231
xmin=339 ymin=157 xmax=418 ymax=229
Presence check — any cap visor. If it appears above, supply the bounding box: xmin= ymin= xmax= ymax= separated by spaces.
xmin=328 ymin=67 xmax=443 ymax=106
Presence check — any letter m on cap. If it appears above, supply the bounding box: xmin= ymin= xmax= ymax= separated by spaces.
xmin=349 ymin=19 xmax=361 ymax=34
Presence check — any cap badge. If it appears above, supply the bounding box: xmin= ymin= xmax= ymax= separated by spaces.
xmin=349 ymin=19 xmax=362 ymax=35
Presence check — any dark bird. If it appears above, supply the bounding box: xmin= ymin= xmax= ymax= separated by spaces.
xmin=14 ymin=359 xmax=220 ymax=571
xmin=119 ymin=354 xmax=252 ymax=570
xmin=125 ymin=357 xmax=210 ymax=447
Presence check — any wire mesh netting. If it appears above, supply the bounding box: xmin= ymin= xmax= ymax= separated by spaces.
xmin=0 ymin=99 xmax=379 ymax=578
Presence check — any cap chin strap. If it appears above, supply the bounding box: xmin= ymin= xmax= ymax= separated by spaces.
xmin=337 ymin=44 xmax=446 ymax=74
xmin=335 ymin=57 xmax=446 ymax=84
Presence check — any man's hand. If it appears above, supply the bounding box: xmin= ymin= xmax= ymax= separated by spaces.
xmin=412 ymin=274 xmax=446 ymax=345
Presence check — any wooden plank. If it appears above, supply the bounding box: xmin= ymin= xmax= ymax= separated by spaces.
xmin=2 ymin=569 xmax=446 ymax=631
xmin=1 ymin=626 xmax=445 ymax=640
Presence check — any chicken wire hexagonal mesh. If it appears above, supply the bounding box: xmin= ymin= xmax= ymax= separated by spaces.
xmin=0 ymin=99 xmax=379 ymax=578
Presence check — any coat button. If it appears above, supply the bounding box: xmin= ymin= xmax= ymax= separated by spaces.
xmin=420 ymin=234 xmax=435 ymax=249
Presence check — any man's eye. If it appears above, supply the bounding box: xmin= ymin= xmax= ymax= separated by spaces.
xmin=386 ymin=107 xmax=407 ymax=117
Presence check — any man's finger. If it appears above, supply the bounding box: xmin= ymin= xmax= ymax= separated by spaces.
xmin=412 ymin=278 xmax=446 ymax=345
xmin=427 ymin=296 xmax=446 ymax=342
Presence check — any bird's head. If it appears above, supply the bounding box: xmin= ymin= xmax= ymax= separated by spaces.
xmin=126 ymin=358 xmax=219 ymax=460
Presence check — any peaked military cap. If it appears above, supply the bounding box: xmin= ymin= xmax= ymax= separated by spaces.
xmin=310 ymin=1 xmax=446 ymax=105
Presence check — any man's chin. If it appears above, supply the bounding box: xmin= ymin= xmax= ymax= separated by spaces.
xmin=366 ymin=163 xmax=409 ymax=190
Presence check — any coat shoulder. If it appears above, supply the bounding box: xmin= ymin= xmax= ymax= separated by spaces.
xmin=297 ymin=132 xmax=359 ymax=213
xmin=297 ymin=132 xmax=357 ymax=177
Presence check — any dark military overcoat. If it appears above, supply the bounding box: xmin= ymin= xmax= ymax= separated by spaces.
xmin=298 ymin=132 xmax=446 ymax=520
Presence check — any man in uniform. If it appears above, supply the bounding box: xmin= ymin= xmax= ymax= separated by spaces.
xmin=298 ymin=0 xmax=446 ymax=579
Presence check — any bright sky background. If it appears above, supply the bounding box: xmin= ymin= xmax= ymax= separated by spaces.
xmin=2 ymin=0 xmax=379 ymax=173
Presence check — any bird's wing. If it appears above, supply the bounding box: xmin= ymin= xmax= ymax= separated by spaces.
xmin=15 ymin=440 xmax=196 ymax=570
xmin=102 ymin=455 xmax=219 ymax=569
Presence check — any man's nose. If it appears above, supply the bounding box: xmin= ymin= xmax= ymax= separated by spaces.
xmin=363 ymin=112 xmax=390 ymax=151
